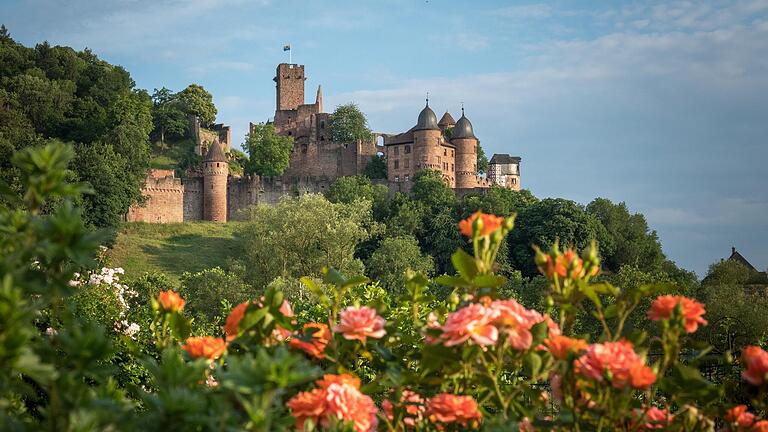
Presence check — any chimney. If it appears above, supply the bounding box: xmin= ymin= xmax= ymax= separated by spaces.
xmin=732 ymin=246 xmax=736 ymax=254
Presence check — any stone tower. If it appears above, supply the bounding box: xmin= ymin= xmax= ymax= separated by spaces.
xmin=274 ymin=63 xmax=305 ymax=111
xmin=203 ymin=140 xmax=228 ymax=222
xmin=413 ymin=100 xmax=442 ymax=172
xmin=452 ymin=108 xmax=478 ymax=189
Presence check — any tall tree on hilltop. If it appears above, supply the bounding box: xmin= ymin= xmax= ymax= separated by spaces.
xmin=243 ymin=123 xmax=293 ymax=177
xmin=586 ymin=198 xmax=665 ymax=272
xmin=151 ymin=87 xmax=187 ymax=145
xmin=329 ymin=103 xmax=373 ymax=143
xmin=177 ymin=84 xmax=216 ymax=126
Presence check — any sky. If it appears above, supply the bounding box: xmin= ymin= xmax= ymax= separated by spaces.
xmin=2 ymin=0 xmax=767 ymax=277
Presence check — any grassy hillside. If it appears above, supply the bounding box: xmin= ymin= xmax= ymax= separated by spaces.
xmin=108 ymin=222 xmax=244 ymax=284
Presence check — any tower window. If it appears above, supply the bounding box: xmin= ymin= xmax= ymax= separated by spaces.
xmin=405 ymin=174 xmax=409 ymax=181
xmin=394 ymin=160 xmax=399 ymax=169
xmin=217 ymin=163 xmax=220 ymax=167
xmin=444 ymin=149 xmax=447 ymax=156
xmin=394 ymin=146 xmax=400 ymax=156
xmin=405 ymin=145 xmax=411 ymax=154
xmin=320 ymin=121 xmax=325 ymax=129
xmin=395 ymin=175 xmax=400 ymax=182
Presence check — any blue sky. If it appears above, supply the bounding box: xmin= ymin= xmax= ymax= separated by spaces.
xmin=2 ymin=0 xmax=767 ymax=276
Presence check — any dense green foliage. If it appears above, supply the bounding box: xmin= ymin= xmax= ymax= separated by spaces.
xmin=237 ymin=194 xmax=378 ymax=287
xmin=362 ymin=154 xmax=387 ymax=179
xmin=3 ymin=143 xmax=766 ymax=431
xmin=328 ymin=103 xmax=373 ymax=143
xmin=176 ymin=84 xmax=217 ymax=126
xmin=0 ymin=33 xmax=153 ymax=227
xmin=477 ymin=142 xmax=489 ymax=174
xmin=243 ymin=122 xmax=293 ymax=176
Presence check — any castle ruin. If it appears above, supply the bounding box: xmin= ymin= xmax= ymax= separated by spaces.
xmin=126 ymin=63 xmax=521 ymax=223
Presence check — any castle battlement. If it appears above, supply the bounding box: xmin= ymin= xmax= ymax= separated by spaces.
xmin=126 ymin=62 xmax=522 ymax=224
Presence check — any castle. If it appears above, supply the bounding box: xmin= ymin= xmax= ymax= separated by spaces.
xmin=126 ymin=63 xmax=521 ymax=223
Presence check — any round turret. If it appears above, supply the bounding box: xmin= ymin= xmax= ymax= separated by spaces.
xmin=415 ymin=100 xmax=439 ymax=131
xmin=438 ymin=111 xmax=456 ymax=130
xmin=452 ymin=108 xmax=478 ymax=188
xmin=203 ymin=141 xmax=228 ymax=222
xmin=452 ymin=110 xmax=476 ymax=139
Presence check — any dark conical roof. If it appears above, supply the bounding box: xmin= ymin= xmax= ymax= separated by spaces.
xmin=415 ymin=100 xmax=439 ymax=131
xmin=204 ymin=140 xmax=228 ymax=162
xmin=452 ymin=109 xmax=476 ymax=139
xmin=438 ymin=111 xmax=456 ymax=126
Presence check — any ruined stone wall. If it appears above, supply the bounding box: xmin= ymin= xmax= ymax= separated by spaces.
xmin=126 ymin=173 xmax=184 ymax=223
xmin=227 ymin=176 xmax=260 ymax=220
xmin=183 ymin=177 xmax=203 ymax=221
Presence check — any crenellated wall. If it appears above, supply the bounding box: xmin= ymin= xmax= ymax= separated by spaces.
xmin=126 ymin=173 xmax=184 ymax=223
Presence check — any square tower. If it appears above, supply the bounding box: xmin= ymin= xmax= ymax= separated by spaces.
xmin=274 ymin=63 xmax=305 ymax=111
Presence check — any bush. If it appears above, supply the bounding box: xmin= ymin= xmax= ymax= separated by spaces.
xmin=3 ymin=142 xmax=768 ymax=431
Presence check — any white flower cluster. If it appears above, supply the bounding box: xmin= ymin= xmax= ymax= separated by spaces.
xmin=70 ymin=267 xmax=141 ymax=340
xmin=113 ymin=320 xmax=141 ymax=340
xmin=85 ymin=267 xmax=137 ymax=317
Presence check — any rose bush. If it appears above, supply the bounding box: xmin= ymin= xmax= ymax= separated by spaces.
xmin=1 ymin=142 xmax=767 ymax=431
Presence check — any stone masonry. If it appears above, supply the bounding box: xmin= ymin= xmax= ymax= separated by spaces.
xmin=126 ymin=62 xmax=522 ymax=223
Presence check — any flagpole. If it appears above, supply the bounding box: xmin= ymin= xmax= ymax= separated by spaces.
xmin=289 ymin=47 xmax=292 ymax=64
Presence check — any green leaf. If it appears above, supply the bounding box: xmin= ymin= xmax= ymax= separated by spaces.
xmin=451 ymin=249 xmax=478 ymax=282
xmin=658 ymin=363 xmax=723 ymax=407
xmin=580 ymin=283 xmax=602 ymax=309
xmin=523 ymin=352 xmax=543 ymax=379
xmin=471 ymin=274 xmax=507 ymax=288
xmin=434 ymin=275 xmax=471 ymax=288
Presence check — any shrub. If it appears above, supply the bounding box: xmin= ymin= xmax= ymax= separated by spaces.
xmin=3 ymin=143 xmax=768 ymax=431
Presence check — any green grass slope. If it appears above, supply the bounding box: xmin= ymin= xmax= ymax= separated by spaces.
xmin=107 ymin=222 xmax=244 ymax=284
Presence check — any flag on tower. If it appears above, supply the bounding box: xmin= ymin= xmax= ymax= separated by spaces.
xmin=283 ymin=44 xmax=291 ymax=51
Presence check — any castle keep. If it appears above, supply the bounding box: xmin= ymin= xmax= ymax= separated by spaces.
xmin=126 ymin=63 xmax=521 ymax=223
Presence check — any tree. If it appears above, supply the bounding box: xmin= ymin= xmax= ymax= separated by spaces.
xmin=586 ymin=198 xmax=665 ymax=272
xmin=699 ymin=260 xmax=768 ymax=349
xmin=362 ymin=154 xmax=387 ymax=179
xmin=458 ymin=187 xmax=538 ymax=220
xmin=151 ymin=87 xmax=188 ymax=144
xmin=177 ymin=84 xmax=216 ymax=126
xmin=325 ymin=175 xmax=389 ymax=221
xmin=243 ymin=122 xmax=293 ymax=176
xmin=410 ymin=169 xmax=455 ymax=211
xmin=0 ymin=25 xmax=11 ymax=43
xmin=179 ymin=267 xmax=252 ymax=320
xmin=366 ymin=236 xmax=434 ymax=295
xmin=72 ymin=141 xmax=141 ymax=227
xmin=237 ymin=194 xmax=374 ymax=287
xmin=328 ymin=103 xmax=372 ymax=143
xmin=477 ymin=142 xmax=489 ymax=174
xmin=509 ymin=198 xmax=610 ymax=277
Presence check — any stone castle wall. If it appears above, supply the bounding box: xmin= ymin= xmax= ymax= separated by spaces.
xmin=126 ymin=174 xmax=184 ymax=223
xmin=182 ymin=177 xmax=203 ymax=221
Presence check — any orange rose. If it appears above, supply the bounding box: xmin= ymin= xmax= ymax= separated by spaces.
xmin=181 ymin=336 xmax=226 ymax=360
xmin=458 ymin=211 xmax=504 ymax=238
xmin=647 ymin=295 xmax=707 ymax=333
xmin=439 ymin=303 xmax=498 ymax=347
xmin=725 ymin=405 xmax=756 ymax=428
xmin=427 ymin=393 xmax=482 ymax=427
xmin=287 ymin=374 xmax=378 ymax=432
xmin=157 ymin=290 xmax=185 ymax=312
xmin=742 ymin=345 xmax=768 ymax=386
xmin=633 ymin=406 xmax=672 ymax=430
xmin=575 ymin=340 xmax=656 ymax=389
xmin=545 ymin=335 xmax=588 ymax=360
xmin=286 ymin=388 xmax=327 ymax=430
xmin=333 ymin=306 xmax=386 ymax=343
xmin=224 ymin=301 xmax=251 ymax=341
xmin=382 ymin=390 xmax=425 ymax=428
xmin=752 ymin=420 xmax=768 ymax=432
xmin=289 ymin=323 xmax=331 ymax=359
